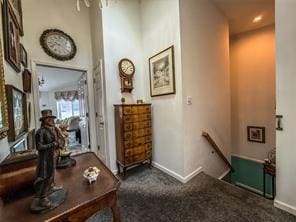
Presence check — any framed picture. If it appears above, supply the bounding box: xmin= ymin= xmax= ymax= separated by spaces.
xmin=5 ymin=85 xmax=28 ymax=142
xmin=0 ymin=39 xmax=9 ymax=140
xmin=22 ymin=69 xmax=32 ymax=93
xmin=247 ymin=126 xmax=265 ymax=143
xmin=8 ymin=0 xmax=23 ymax=36
xmin=20 ymin=44 xmax=28 ymax=68
xmin=2 ymin=0 xmax=21 ymax=72
xmin=149 ymin=46 xmax=175 ymax=97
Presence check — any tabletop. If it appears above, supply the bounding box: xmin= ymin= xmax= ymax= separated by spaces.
xmin=0 ymin=152 xmax=120 ymax=222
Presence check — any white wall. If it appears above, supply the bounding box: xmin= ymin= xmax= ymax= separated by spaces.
xmin=21 ymin=0 xmax=97 ymax=152
xmin=0 ymin=0 xmax=35 ymax=160
xmin=179 ymin=0 xmax=231 ymax=177
xmin=141 ymin=0 xmax=184 ymax=176
xmin=230 ymin=25 xmax=275 ymax=161
xmin=275 ymin=0 xmax=296 ymax=215
xmin=101 ymin=0 xmax=145 ymax=172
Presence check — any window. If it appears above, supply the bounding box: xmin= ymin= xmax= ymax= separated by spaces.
xmin=57 ymin=100 xmax=80 ymax=120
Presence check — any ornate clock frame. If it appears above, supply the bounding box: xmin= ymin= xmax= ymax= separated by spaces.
xmin=40 ymin=29 xmax=77 ymax=61
xmin=118 ymin=58 xmax=135 ymax=93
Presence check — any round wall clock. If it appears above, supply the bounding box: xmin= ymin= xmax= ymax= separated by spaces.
xmin=40 ymin=29 xmax=77 ymax=61
xmin=118 ymin=58 xmax=135 ymax=93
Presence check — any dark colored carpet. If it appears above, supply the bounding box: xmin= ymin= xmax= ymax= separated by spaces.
xmin=87 ymin=165 xmax=296 ymax=222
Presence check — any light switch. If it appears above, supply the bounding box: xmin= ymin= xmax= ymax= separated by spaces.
xmin=187 ymin=96 xmax=192 ymax=105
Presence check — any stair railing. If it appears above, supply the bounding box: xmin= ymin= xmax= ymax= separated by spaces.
xmin=202 ymin=131 xmax=234 ymax=172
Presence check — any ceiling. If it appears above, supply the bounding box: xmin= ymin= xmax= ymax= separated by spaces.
xmin=212 ymin=0 xmax=275 ymax=35
xmin=37 ymin=66 xmax=84 ymax=92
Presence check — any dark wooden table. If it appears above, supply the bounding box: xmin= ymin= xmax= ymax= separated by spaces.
xmin=0 ymin=152 xmax=121 ymax=222
xmin=263 ymin=162 xmax=276 ymax=199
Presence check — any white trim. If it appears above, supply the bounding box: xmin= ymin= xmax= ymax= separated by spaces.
xmin=235 ymin=182 xmax=273 ymax=198
xmin=232 ymin=154 xmax=264 ymax=164
xmin=274 ymin=199 xmax=296 ymax=216
xmin=183 ymin=166 xmax=203 ymax=183
xmin=218 ymin=168 xmax=231 ymax=180
xmin=152 ymin=161 xmax=202 ymax=183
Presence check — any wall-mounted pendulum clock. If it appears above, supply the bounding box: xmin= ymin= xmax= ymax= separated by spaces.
xmin=118 ymin=58 xmax=135 ymax=93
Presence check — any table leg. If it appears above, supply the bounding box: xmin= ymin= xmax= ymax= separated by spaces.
xmin=263 ymin=169 xmax=266 ymax=197
xmin=272 ymin=175 xmax=275 ymax=199
xmin=111 ymin=198 xmax=121 ymax=222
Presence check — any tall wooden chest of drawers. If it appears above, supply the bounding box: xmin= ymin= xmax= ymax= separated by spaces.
xmin=114 ymin=104 xmax=152 ymax=177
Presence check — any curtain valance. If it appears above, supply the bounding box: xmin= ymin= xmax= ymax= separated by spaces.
xmin=54 ymin=91 xmax=78 ymax=101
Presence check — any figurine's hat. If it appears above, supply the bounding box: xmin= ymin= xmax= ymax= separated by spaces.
xmin=40 ymin=109 xmax=56 ymax=121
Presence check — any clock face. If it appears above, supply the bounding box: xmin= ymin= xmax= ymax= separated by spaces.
xmin=40 ymin=29 xmax=76 ymax=61
xmin=46 ymin=33 xmax=73 ymax=57
xmin=120 ymin=59 xmax=135 ymax=76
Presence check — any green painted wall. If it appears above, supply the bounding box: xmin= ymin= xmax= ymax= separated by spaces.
xmin=231 ymin=156 xmax=274 ymax=196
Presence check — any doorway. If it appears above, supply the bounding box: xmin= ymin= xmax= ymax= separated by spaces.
xmin=36 ymin=64 xmax=90 ymax=153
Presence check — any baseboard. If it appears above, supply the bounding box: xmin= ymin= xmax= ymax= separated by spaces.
xmin=274 ymin=199 xmax=296 ymax=216
xmin=231 ymin=154 xmax=264 ymax=164
xmin=152 ymin=161 xmax=202 ymax=183
xmin=183 ymin=166 xmax=203 ymax=183
xmin=218 ymin=168 xmax=231 ymax=180
xmin=235 ymin=182 xmax=273 ymax=198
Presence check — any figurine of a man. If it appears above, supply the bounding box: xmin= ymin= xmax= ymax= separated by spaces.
xmin=31 ymin=110 xmax=66 ymax=212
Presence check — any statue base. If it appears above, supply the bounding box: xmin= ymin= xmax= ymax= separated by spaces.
xmin=30 ymin=188 xmax=67 ymax=214
xmin=56 ymin=153 xmax=76 ymax=169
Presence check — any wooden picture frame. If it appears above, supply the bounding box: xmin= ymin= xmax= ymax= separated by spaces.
xmin=8 ymin=0 xmax=23 ymax=36
xmin=22 ymin=69 xmax=32 ymax=93
xmin=2 ymin=0 xmax=21 ymax=72
xmin=20 ymin=44 xmax=27 ymax=68
xmin=5 ymin=85 xmax=28 ymax=142
xmin=149 ymin=46 xmax=175 ymax=97
xmin=0 ymin=39 xmax=9 ymax=140
xmin=247 ymin=126 xmax=265 ymax=143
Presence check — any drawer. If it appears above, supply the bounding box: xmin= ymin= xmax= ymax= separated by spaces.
xmin=123 ymin=106 xmax=132 ymax=115
xmin=124 ymin=132 xmax=133 ymax=140
xmin=146 ymin=150 xmax=152 ymax=158
xmin=124 ymin=140 xmax=133 ymax=149
xmin=142 ymin=120 xmax=151 ymax=128
xmin=132 ymin=115 xmax=141 ymax=122
xmin=125 ymin=146 xmax=146 ymax=157
xmin=144 ymin=128 xmax=152 ymax=136
xmin=144 ymin=106 xmax=151 ymax=113
xmin=125 ymin=156 xmax=133 ymax=164
xmin=123 ymin=115 xmax=133 ymax=123
xmin=133 ymin=152 xmax=146 ymax=162
xmin=145 ymin=142 xmax=152 ymax=151
xmin=131 ymin=106 xmax=139 ymax=114
xmin=124 ymin=123 xmax=133 ymax=131
xmin=145 ymin=135 xmax=152 ymax=143
xmin=133 ymin=137 xmax=145 ymax=147
xmin=133 ymin=129 xmax=145 ymax=138
xmin=142 ymin=113 xmax=151 ymax=121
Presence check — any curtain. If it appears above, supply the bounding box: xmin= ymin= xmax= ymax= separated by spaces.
xmin=54 ymin=91 xmax=78 ymax=102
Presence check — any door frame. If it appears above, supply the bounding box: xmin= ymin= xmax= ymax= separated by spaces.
xmin=31 ymin=59 xmax=96 ymax=154
xmin=93 ymin=59 xmax=110 ymax=167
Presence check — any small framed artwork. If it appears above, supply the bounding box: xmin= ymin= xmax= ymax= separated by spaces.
xmin=247 ymin=126 xmax=265 ymax=143
xmin=8 ymin=0 xmax=24 ymax=36
xmin=20 ymin=44 xmax=28 ymax=68
xmin=149 ymin=46 xmax=175 ymax=97
xmin=22 ymin=69 xmax=32 ymax=93
xmin=2 ymin=0 xmax=21 ymax=72
xmin=5 ymin=85 xmax=28 ymax=142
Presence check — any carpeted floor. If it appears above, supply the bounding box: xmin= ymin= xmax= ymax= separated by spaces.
xmin=88 ymin=165 xmax=296 ymax=222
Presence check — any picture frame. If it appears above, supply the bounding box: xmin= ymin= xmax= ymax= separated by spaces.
xmin=22 ymin=69 xmax=32 ymax=93
xmin=2 ymin=0 xmax=21 ymax=72
xmin=5 ymin=85 xmax=28 ymax=142
xmin=8 ymin=0 xmax=23 ymax=36
xmin=0 ymin=39 xmax=9 ymax=140
xmin=20 ymin=44 xmax=28 ymax=68
xmin=247 ymin=126 xmax=265 ymax=143
xmin=149 ymin=46 xmax=175 ymax=97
